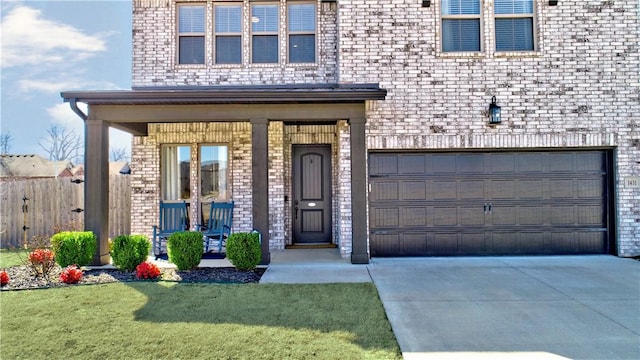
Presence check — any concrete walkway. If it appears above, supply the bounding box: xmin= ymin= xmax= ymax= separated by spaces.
xmin=260 ymin=250 xmax=640 ymax=360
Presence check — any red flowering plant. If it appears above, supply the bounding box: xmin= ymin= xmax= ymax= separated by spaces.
xmin=60 ymin=265 xmax=83 ymax=284
xmin=136 ymin=261 xmax=161 ymax=280
xmin=27 ymin=248 xmax=56 ymax=278
xmin=0 ymin=271 xmax=9 ymax=286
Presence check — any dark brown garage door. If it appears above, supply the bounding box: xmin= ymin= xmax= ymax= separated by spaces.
xmin=369 ymin=151 xmax=613 ymax=256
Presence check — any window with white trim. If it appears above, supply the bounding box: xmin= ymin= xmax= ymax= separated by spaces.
xmin=178 ymin=5 xmax=206 ymax=64
xmin=214 ymin=5 xmax=243 ymax=64
xmin=200 ymin=145 xmax=229 ymax=202
xmin=162 ymin=145 xmax=192 ymax=200
xmin=288 ymin=3 xmax=316 ymax=63
xmin=251 ymin=3 xmax=279 ymax=63
xmin=441 ymin=0 xmax=481 ymax=52
xmin=494 ymin=0 xmax=535 ymax=52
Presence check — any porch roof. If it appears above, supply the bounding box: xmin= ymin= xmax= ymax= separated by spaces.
xmin=61 ymin=83 xmax=387 ymax=105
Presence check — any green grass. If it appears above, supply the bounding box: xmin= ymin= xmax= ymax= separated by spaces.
xmin=0 ymin=248 xmax=26 ymax=268
xmin=1 ymin=282 xmax=401 ymax=359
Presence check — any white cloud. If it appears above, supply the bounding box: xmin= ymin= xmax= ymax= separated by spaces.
xmin=46 ymin=103 xmax=132 ymax=158
xmin=1 ymin=6 xmax=107 ymax=68
xmin=17 ymin=79 xmax=84 ymax=94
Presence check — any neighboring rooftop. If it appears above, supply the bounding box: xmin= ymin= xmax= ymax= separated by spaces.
xmin=0 ymin=154 xmax=74 ymax=179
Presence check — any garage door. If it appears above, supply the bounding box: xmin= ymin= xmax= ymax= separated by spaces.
xmin=369 ymin=151 xmax=612 ymax=256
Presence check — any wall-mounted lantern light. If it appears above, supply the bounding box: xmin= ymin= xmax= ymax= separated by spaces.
xmin=422 ymin=0 xmax=431 ymax=7
xmin=488 ymin=96 xmax=502 ymax=125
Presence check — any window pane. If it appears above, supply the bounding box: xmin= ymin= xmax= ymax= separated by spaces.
xmin=200 ymin=146 xmax=228 ymax=202
xmin=252 ymin=35 xmax=278 ymax=63
xmin=442 ymin=0 xmax=480 ymax=15
xmin=179 ymin=36 xmax=205 ymax=64
xmin=215 ymin=6 xmax=242 ymax=33
xmin=495 ymin=0 xmax=534 ymax=15
xmin=216 ymin=36 xmax=242 ymax=64
xmin=442 ymin=19 xmax=480 ymax=52
xmin=162 ymin=146 xmax=191 ymax=200
xmin=252 ymin=5 xmax=278 ymax=32
xmin=288 ymin=4 xmax=316 ymax=32
xmin=179 ymin=6 xmax=205 ymax=33
xmin=289 ymin=34 xmax=315 ymax=62
xmin=496 ymin=18 xmax=534 ymax=51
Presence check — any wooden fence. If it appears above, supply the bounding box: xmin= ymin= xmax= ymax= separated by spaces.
xmin=0 ymin=176 xmax=131 ymax=248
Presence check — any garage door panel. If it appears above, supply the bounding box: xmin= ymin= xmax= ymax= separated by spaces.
xmin=517 ymin=180 xmax=544 ymax=199
xmin=433 ymin=181 xmax=457 ymax=199
xmin=491 ymin=180 xmax=516 ymax=199
xmin=402 ymin=181 xmax=427 ymax=200
xmin=399 ymin=155 xmax=426 ymax=174
xmin=402 ymin=207 xmax=428 ymax=226
xmin=460 ymin=206 xmax=485 ymax=226
xmin=459 ymin=180 xmax=485 ymax=199
xmin=517 ymin=153 xmax=543 ymax=172
xmin=433 ymin=207 xmax=457 ymax=226
xmin=492 ymin=206 xmax=517 ymax=225
xmin=549 ymin=179 xmax=575 ymax=198
xmin=519 ymin=206 xmax=545 ymax=225
xmin=460 ymin=233 xmax=486 ymax=253
xmin=369 ymin=151 xmax=610 ymax=257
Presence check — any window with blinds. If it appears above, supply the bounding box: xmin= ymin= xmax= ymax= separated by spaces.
xmin=178 ymin=5 xmax=206 ymax=64
xmin=288 ymin=3 xmax=316 ymax=63
xmin=251 ymin=4 xmax=279 ymax=63
xmin=494 ymin=0 xmax=535 ymax=51
xmin=215 ymin=5 xmax=243 ymax=64
xmin=441 ymin=0 xmax=481 ymax=52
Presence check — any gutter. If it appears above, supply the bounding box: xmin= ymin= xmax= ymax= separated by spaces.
xmin=69 ymin=98 xmax=88 ymax=121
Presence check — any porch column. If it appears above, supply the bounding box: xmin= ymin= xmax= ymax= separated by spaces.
xmin=349 ymin=116 xmax=369 ymax=264
xmin=251 ymin=118 xmax=270 ymax=265
xmin=84 ymin=118 xmax=110 ymax=265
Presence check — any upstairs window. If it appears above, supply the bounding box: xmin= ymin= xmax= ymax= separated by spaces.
xmin=288 ymin=3 xmax=316 ymax=63
xmin=441 ymin=0 xmax=481 ymax=52
xmin=251 ymin=4 xmax=279 ymax=63
xmin=214 ymin=5 xmax=243 ymax=64
xmin=494 ymin=0 xmax=535 ymax=51
xmin=178 ymin=5 xmax=206 ymax=64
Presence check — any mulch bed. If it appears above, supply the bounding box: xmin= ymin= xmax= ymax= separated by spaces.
xmin=1 ymin=264 xmax=266 ymax=291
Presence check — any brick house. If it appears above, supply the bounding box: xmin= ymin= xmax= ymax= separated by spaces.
xmin=62 ymin=0 xmax=640 ymax=265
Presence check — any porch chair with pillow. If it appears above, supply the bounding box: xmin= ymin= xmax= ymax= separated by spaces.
xmin=152 ymin=200 xmax=188 ymax=258
xmin=200 ymin=201 xmax=234 ymax=253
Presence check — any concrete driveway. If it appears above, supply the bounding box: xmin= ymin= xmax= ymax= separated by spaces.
xmin=369 ymin=255 xmax=640 ymax=360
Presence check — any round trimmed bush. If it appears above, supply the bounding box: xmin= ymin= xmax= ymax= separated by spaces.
xmin=167 ymin=231 xmax=203 ymax=270
xmin=110 ymin=235 xmax=151 ymax=272
xmin=51 ymin=231 xmax=97 ymax=267
xmin=226 ymin=232 xmax=261 ymax=271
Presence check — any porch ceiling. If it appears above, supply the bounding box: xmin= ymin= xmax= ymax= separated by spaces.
xmin=61 ymin=84 xmax=386 ymax=136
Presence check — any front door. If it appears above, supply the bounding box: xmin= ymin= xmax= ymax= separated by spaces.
xmin=292 ymin=145 xmax=332 ymax=243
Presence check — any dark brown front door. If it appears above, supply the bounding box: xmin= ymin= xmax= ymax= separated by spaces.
xmin=293 ymin=145 xmax=332 ymax=244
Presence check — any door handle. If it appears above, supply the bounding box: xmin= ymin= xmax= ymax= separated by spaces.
xmin=294 ymin=200 xmax=299 ymax=219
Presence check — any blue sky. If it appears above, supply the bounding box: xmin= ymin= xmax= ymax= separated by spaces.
xmin=1 ymin=0 xmax=132 ymax=161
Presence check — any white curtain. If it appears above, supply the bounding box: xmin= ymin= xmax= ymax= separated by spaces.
xmin=162 ymin=146 xmax=179 ymax=200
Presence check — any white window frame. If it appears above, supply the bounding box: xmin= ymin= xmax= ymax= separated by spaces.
xmin=251 ymin=2 xmax=280 ymax=64
xmin=161 ymin=145 xmax=192 ymax=201
xmin=440 ymin=0 xmax=482 ymax=53
xmin=199 ymin=144 xmax=230 ymax=203
xmin=213 ymin=3 xmax=243 ymax=64
xmin=287 ymin=2 xmax=317 ymax=64
xmin=493 ymin=0 xmax=536 ymax=52
xmin=177 ymin=4 xmax=207 ymax=65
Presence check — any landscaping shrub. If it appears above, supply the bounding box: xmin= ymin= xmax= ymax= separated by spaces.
xmin=59 ymin=265 xmax=83 ymax=284
xmin=110 ymin=235 xmax=151 ymax=272
xmin=226 ymin=232 xmax=261 ymax=271
xmin=136 ymin=261 xmax=161 ymax=279
xmin=0 ymin=271 xmax=9 ymax=286
xmin=167 ymin=231 xmax=203 ymax=270
xmin=50 ymin=231 xmax=97 ymax=268
xmin=27 ymin=248 xmax=56 ymax=278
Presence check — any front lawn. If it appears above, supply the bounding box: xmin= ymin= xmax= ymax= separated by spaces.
xmin=0 ymin=249 xmax=25 ymax=268
xmin=1 ymin=282 xmax=401 ymax=359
